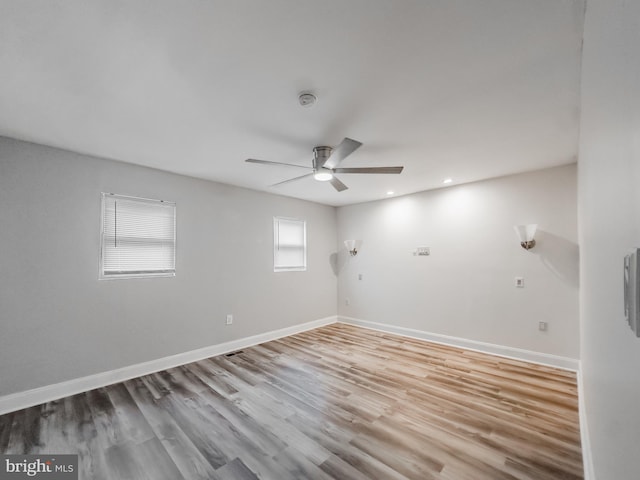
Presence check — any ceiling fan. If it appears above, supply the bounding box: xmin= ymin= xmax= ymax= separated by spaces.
xmin=245 ymin=138 xmax=404 ymax=192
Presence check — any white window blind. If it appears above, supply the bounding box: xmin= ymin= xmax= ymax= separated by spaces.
xmin=100 ymin=193 xmax=176 ymax=278
xmin=273 ymin=217 xmax=306 ymax=272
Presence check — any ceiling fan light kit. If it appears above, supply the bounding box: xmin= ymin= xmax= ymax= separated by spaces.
xmin=246 ymin=137 xmax=404 ymax=192
xmin=313 ymin=171 xmax=333 ymax=181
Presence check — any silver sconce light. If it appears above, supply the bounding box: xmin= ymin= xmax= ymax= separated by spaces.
xmin=514 ymin=224 xmax=537 ymax=250
xmin=344 ymin=239 xmax=358 ymax=256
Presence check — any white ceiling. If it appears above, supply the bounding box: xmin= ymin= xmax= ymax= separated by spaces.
xmin=0 ymin=0 xmax=584 ymax=206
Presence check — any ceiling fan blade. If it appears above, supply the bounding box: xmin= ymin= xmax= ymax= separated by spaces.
xmin=333 ymin=166 xmax=404 ymax=174
xmin=246 ymin=158 xmax=312 ymax=169
xmin=329 ymin=176 xmax=349 ymax=192
xmin=322 ymin=137 xmax=363 ymax=169
xmin=270 ymin=172 xmax=314 ymax=187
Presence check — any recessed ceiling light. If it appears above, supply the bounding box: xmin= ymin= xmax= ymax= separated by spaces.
xmin=387 ymin=191 xmax=394 ymax=195
xmin=443 ymin=178 xmax=453 ymax=184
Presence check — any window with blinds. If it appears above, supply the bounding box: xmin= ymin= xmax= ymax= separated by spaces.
xmin=273 ymin=217 xmax=306 ymax=272
xmin=100 ymin=193 xmax=176 ymax=279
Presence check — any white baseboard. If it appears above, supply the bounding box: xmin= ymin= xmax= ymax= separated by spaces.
xmin=338 ymin=316 xmax=580 ymax=371
xmin=0 ymin=316 xmax=337 ymax=416
xmin=0 ymin=314 xmax=582 ymax=408
xmin=2 ymin=314 xmax=591 ymax=476
xmin=577 ymin=365 xmax=595 ymax=480
xmin=340 ymin=317 xmax=590 ymax=475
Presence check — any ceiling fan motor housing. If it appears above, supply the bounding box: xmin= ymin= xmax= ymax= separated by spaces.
xmin=313 ymin=146 xmax=333 ymax=170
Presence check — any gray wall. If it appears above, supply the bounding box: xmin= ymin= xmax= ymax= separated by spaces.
xmin=579 ymin=0 xmax=640 ymax=477
xmin=337 ymin=165 xmax=579 ymax=359
xmin=0 ymin=137 xmax=337 ymax=396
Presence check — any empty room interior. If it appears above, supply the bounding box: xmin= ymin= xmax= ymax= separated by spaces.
xmin=0 ymin=1 xmax=638 ymax=479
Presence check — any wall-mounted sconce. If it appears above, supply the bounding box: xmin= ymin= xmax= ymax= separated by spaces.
xmin=344 ymin=239 xmax=358 ymax=256
xmin=514 ymin=224 xmax=537 ymax=250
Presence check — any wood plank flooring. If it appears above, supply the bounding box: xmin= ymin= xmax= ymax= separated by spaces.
xmin=0 ymin=323 xmax=583 ymax=479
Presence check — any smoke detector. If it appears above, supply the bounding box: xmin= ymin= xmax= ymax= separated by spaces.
xmin=298 ymin=92 xmax=317 ymax=107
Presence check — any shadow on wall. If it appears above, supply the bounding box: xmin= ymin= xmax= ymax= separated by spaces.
xmin=534 ymin=230 xmax=579 ymax=288
xmin=329 ymin=251 xmax=348 ymax=277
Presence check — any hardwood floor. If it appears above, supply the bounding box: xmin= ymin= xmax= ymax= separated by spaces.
xmin=0 ymin=323 xmax=583 ymax=479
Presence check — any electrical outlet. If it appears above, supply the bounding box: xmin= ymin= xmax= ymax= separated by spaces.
xmin=226 ymin=314 xmax=233 ymax=325
xmin=515 ymin=277 xmax=524 ymax=288
xmin=539 ymin=321 xmax=548 ymax=331
xmin=345 ymin=298 xmax=350 ymax=306
xmin=358 ymin=274 xmax=363 ymax=280
xmin=415 ymin=246 xmax=430 ymax=256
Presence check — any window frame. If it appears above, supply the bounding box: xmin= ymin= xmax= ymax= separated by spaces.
xmin=273 ymin=216 xmax=307 ymax=272
xmin=99 ymin=192 xmax=176 ymax=280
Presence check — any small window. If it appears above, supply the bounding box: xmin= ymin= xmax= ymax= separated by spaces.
xmin=273 ymin=217 xmax=306 ymax=272
xmin=100 ymin=193 xmax=176 ymax=279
